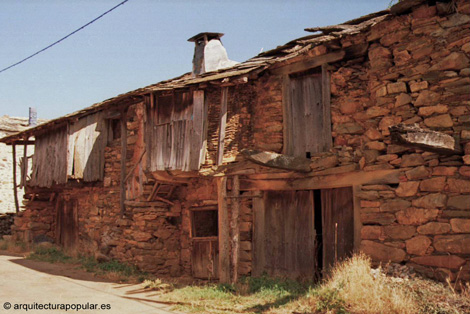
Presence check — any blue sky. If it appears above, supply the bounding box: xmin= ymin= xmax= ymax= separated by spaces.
xmin=0 ymin=0 xmax=391 ymax=120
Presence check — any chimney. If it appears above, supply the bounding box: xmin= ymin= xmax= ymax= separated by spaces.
xmin=188 ymin=32 xmax=237 ymax=76
xmin=28 ymin=107 xmax=37 ymax=126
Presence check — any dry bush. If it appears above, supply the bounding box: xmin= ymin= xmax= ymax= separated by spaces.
xmin=324 ymin=253 xmax=418 ymax=314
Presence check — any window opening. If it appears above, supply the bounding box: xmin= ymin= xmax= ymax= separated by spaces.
xmin=191 ymin=208 xmax=218 ymax=238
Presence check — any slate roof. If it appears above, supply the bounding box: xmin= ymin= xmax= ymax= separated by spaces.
xmin=0 ymin=0 xmax=429 ymax=144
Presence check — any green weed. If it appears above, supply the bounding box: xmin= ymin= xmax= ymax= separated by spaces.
xmin=28 ymin=246 xmax=73 ymax=263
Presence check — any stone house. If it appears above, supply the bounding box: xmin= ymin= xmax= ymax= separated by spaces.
xmin=1 ymin=0 xmax=469 ymax=285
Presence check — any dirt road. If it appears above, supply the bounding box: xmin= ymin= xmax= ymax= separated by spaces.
xmin=0 ymin=254 xmax=181 ymax=314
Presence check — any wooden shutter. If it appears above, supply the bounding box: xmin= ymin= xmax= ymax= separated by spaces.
xmin=146 ymin=90 xmax=206 ymax=171
xmin=285 ymin=66 xmax=332 ymax=157
xmin=67 ymin=111 xmax=108 ymax=181
xmin=30 ymin=127 xmax=68 ymax=187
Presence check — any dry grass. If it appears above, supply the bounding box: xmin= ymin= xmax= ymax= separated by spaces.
xmin=158 ymin=254 xmax=469 ymax=314
xmin=321 ymin=254 xmax=418 ymax=314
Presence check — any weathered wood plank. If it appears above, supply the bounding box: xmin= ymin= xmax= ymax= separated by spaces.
xmin=147 ymin=91 xmax=195 ymax=171
xmin=67 ymin=111 xmax=108 ymax=181
xmin=252 ymin=193 xmax=265 ymax=277
xmin=253 ymin=190 xmax=315 ymax=279
xmin=30 ymin=126 xmax=68 ymax=187
xmin=190 ymin=90 xmax=205 ymax=170
xmin=192 ymin=240 xmax=218 ymax=279
xmin=289 ymin=72 xmax=331 ymax=157
xmin=217 ymin=87 xmax=228 ymax=166
xmin=322 ymin=187 xmax=354 ymax=272
xmin=217 ymin=176 xmax=230 ymax=283
xmin=270 ymin=51 xmax=345 ymax=76
xmin=240 ymin=169 xmax=402 ymax=191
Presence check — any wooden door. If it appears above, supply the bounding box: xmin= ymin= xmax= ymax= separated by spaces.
xmin=253 ymin=190 xmax=316 ymax=279
xmin=288 ymin=71 xmax=331 ymax=157
xmin=190 ymin=208 xmax=219 ymax=279
xmin=55 ymin=197 xmax=78 ymax=253
xmin=191 ymin=240 xmax=219 ymax=279
xmin=322 ymin=187 xmax=354 ymax=271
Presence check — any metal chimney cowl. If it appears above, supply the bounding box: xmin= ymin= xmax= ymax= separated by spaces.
xmin=188 ymin=32 xmax=238 ymax=76
xmin=29 ymin=107 xmax=37 ymax=126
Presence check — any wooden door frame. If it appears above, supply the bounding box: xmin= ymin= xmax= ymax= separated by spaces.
xmin=190 ymin=205 xmax=219 ymax=279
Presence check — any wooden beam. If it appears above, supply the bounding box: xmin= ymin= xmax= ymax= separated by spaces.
xmin=147 ymin=182 xmax=160 ymax=202
xmin=12 ymin=144 xmax=19 ymax=213
xmin=120 ymin=109 xmax=128 ymax=217
xmin=321 ymin=63 xmax=333 ymax=151
xmin=217 ymin=87 xmax=228 ymax=166
xmin=270 ymin=51 xmax=345 ymax=76
xmin=217 ymin=176 xmax=230 ymax=283
xmin=5 ymin=140 xmax=35 ymax=146
xmin=231 ymin=175 xmax=240 ymax=284
xmin=240 ymin=169 xmax=402 ymax=191
xmin=190 ymin=90 xmax=205 ymax=170
xmin=144 ymin=170 xmax=190 ymax=185
xmin=124 ymin=200 xmax=170 ymax=207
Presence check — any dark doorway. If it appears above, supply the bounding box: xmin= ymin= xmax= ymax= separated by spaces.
xmin=55 ymin=197 xmax=78 ymax=253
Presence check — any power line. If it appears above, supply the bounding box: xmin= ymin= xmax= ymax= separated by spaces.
xmin=0 ymin=0 xmax=129 ymax=74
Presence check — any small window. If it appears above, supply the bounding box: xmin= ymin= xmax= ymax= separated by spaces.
xmin=107 ymin=119 xmax=121 ymax=143
xmin=191 ymin=207 xmax=218 ymax=238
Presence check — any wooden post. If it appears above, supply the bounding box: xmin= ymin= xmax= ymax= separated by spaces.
xmin=217 ymin=176 xmax=230 ymax=283
xmin=231 ymin=175 xmax=240 ymax=283
xmin=120 ymin=109 xmax=128 ymax=217
xmin=321 ymin=63 xmax=333 ymax=150
xmin=217 ymin=87 xmax=228 ymax=166
xmin=12 ymin=144 xmax=19 ymax=213
xmin=21 ymin=139 xmax=28 ymax=188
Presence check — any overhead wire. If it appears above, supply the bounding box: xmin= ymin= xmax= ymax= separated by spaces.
xmin=0 ymin=0 xmax=129 ymax=74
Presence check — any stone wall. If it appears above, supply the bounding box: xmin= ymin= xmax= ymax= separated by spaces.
xmin=245 ymin=0 xmax=470 ymax=283
xmin=204 ymin=84 xmax=256 ymax=167
xmin=327 ymin=0 xmax=470 ymax=283
xmin=253 ymin=75 xmax=283 ymax=153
